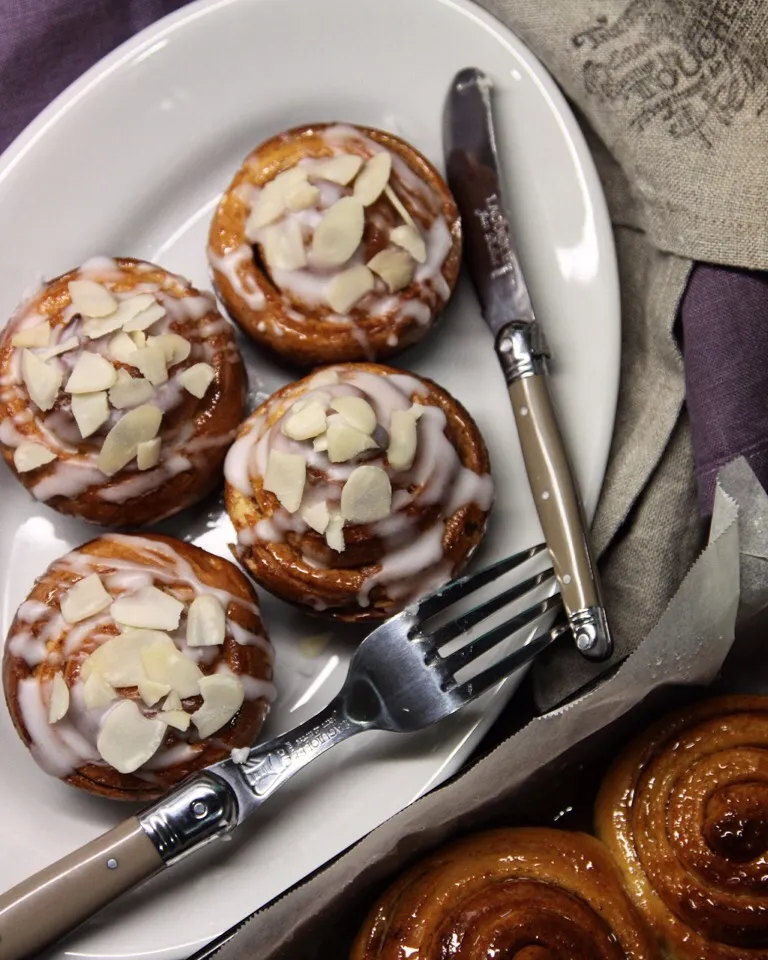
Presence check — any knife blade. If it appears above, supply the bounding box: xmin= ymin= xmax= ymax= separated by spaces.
xmin=444 ymin=66 xmax=611 ymax=662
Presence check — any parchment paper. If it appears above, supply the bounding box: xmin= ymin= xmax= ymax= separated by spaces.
xmin=205 ymin=459 xmax=764 ymax=960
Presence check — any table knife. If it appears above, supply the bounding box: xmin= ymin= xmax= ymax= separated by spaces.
xmin=444 ymin=66 xmax=611 ymax=661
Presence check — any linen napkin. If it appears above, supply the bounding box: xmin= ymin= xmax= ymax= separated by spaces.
xmin=474 ymin=0 xmax=768 ymax=706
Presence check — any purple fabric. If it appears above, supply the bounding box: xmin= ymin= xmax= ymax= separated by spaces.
xmin=682 ymin=264 xmax=768 ymax=515
xmin=0 ymin=0 xmax=188 ymax=154
xmin=0 ymin=2 xmax=764 ymax=519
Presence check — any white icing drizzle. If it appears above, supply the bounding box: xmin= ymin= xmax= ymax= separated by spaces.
xmin=224 ymin=366 xmax=493 ymax=608
xmin=9 ymin=536 xmax=274 ymax=779
xmin=0 ymin=260 xmax=239 ymax=507
xmin=215 ymin=125 xmax=453 ymax=337
xmin=208 ymin=244 xmax=266 ymax=310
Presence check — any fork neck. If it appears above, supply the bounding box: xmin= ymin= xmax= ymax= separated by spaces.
xmin=218 ymin=695 xmax=366 ymax=818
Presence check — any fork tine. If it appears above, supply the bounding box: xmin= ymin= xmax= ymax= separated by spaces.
xmin=426 ymin=568 xmax=554 ymax=650
xmin=442 ymin=594 xmax=562 ymax=676
xmin=449 ymin=599 xmax=564 ymax=703
xmin=414 ymin=543 xmax=548 ymax=622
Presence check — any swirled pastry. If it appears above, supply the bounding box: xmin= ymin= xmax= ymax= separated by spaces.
xmin=351 ymin=827 xmax=659 ymax=960
xmin=2 ymin=534 xmax=274 ymax=801
xmin=0 ymin=257 xmax=246 ymax=526
xmin=595 ymin=695 xmax=768 ymax=960
xmin=208 ymin=123 xmax=461 ymax=366
xmin=224 ymin=363 xmax=492 ymax=620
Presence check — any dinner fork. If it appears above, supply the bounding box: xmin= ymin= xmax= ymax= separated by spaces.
xmin=0 ymin=543 xmax=566 ymax=960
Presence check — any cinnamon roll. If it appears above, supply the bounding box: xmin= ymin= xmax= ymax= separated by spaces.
xmin=2 ymin=534 xmax=274 ymax=801
xmin=595 ymin=695 xmax=768 ymax=960
xmin=224 ymin=363 xmax=492 ymax=621
xmin=208 ymin=123 xmax=461 ymax=366
xmin=351 ymin=827 xmax=659 ymax=960
xmin=0 ymin=257 xmax=246 ymax=526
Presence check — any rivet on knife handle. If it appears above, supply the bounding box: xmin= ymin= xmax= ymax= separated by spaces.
xmin=497 ymin=320 xmax=611 ymax=660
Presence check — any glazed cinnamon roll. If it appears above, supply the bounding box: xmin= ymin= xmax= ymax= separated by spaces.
xmin=2 ymin=534 xmax=274 ymax=801
xmin=595 ymin=695 xmax=768 ymax=960
xmin=0 ymin=257 xmax=246 ymax=526
xmin=208 ymin=123 xmax=461 ymax=366
xmin=224 ymin=363 xmax=492 ymax=621
xmin=352 ymin=827 xmax=659 ymax=960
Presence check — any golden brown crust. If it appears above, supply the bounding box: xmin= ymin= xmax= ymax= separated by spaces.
xmin=351 ymin=827 xmax=659 ymax=960
xmin=208 ymin=123 xmax=461 ymax=366
xmin=595 ymin=695 xmax=768 ymax=960
xmin=2 ymin=534 xmax=273 ymax=801
xmin=224 ymin=363 xmax=492 ymax=622
xmin=0 ymin=258 xmax=246 ymax=526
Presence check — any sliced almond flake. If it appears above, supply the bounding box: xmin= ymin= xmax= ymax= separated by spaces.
xmin=353 ymin=152 xmax=392 ymax=206
xmin=60 ymin=573 xmax=112 ymax=624
xmin=246 ymin=182 xmax=287 ymax=236
xmin=108 ymin=331 xmax=138 ymax=364
xmin=21 ymin=350 xmax=63 ymax=411
xmin=310 ymin=197 xmax=365 ymax=268
xmin=121 ymin=301 xmax=166 ymax=333
xmin=186 ymin=594 xmax=226 ymax=648
xmin=263 ymin=450 xmax=306 ymax=513
xmin=282 ymin=401 xmax=327 ymax=441
xmin=65 ymin=352 xmax=118 ymax=394
xmin=285 ymin=180 xmax=320 ymax=211
xmin=137 ymin=438 xmax=161 ymax=471
xmin=325 ymin=510 xmax=345 ymax=553
xmin=309 ymin=154 xmax=363 ymax=185
xmin=162 ymin=691 xmax=182 ymax=712
xmin=82 ymin=671 xmax=117 ymax=710
xmin=109 ymin=369 xmax=155 ymax=410
xmin=11 ymin=320 xmax=51 ymax=348
xmin=111 ymin=585 xmax=184 ymax=631
xmin=340 ymin=465 xmax=392 ymax=523
xmin=82 ymin=294 xmax=157 ymax=340
xmin=81 ymin=628 xmax=168 ymax=686
xmin=130 ymin=343 xmax=168 ymax=386
xmin=138 ymin=677 xmax=171 ymax=707
xmin=301 ymin=500 xmax=330 ymax=535
xmin=97 ymin=404 xmax=163 ymax=476
xmin=178 ymin=363 xmax=215 ymax=399
xmin=96 ymin=699 xmax=165 ymax=774
xmin=326 ymin=419 xmax=378 ymax=463
xmin=39 ymin=336 xmax=80 ymax=361
xmin=141 ymin=635 xmax=203 ymax=699
xmin=245 ymin=167 xmax=308 ymax=236
xmin=387 ymin=407 xmax=420 ymax=471
xmin=130 ymin=331 xmax=147 ymax=349
xmin=191 ymin=674 xmax=245 ymax=738
xmin=68 ymin=279 xmax=117 ymax=318
xmin=367 ymin=249 xmax=415 ymax=293
xmin=13 ymin=442 xmax=57 ymax=473
xmin=48 ymin=673 xmax=70 ymax=724
xmin=313 ymin=434 xmax=328 ymax=452
xmin=325 ymin=264 xmax=374 ymax=314
xmin=71 ymin=391 xmax=110 ymax=439
xmin=330 ymin=396 xmax=377 ymax=435
xmin=390 ymin=224 xmax=427 ymax=263
xmin=149 ymin=333 xmax=191 ymax=367
xmin=308 ymin=369 xmax=340 ymax=388
xmin=262 ymin=219 xmax=307 ymax=272
xmin=161 ymin=709 xmax=191 ymax=732
xmin=384 ymin=184 xmax=416 ymax=229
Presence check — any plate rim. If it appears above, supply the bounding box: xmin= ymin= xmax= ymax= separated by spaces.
xmin=0 ymin=0 xmax=620 ymax=955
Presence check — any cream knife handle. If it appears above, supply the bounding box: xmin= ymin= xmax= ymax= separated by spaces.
xmin=0 ymin=817 xmax=163 ymax=960
xmin=497 ymin=321 xmax=611 ymax=661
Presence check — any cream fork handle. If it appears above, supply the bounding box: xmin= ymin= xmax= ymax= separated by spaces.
xmin=0 ymin=817 xmax=162 ymax=960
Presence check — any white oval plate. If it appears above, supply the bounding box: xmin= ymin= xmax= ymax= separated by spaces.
xmin=0 ymin=0 xmax=619 ymax=956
